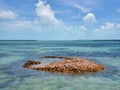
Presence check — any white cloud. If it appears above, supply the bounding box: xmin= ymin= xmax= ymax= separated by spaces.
xmin=61 ymin=1 xmax=91 ymax=13
xmin=0 ymin=9 xmax=18 ymax=19
xmin=94 ymin=22 xmax=120 ymax=31
xmin=1 ymin=0 xmax=120 ymax=40
xmin=83 ymin=13 xmax=97 ymax=23
xmin=59 ymin=0 xmax=98 ymax=8
xmin=79 ymin=26 xmax=87 ymax=31
xmin=0 ymin=0 xmax=91 ymax=40
xmin=35 ymin=0 xmax=60 ymax=24
xmin=0 ymin=20 xmax=32 ymax=31
xmin=58 ymin=0 xmax=101 ymax=14
xmin=0 ymin=0 xmax=65 ymax=32
xmin=73 ymin=4 xmax=91 ymax=13
xmin=93 ymin=22 xmax=120 ymax=39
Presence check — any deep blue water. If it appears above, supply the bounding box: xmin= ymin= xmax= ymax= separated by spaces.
xmin=0 ymin=40 xmax=120 ymax=90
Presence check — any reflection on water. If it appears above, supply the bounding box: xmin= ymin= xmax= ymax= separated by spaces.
xmin=0 ymin=40 xmax=120 ymax=90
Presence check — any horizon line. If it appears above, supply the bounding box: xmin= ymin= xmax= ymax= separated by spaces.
xmin=0 ymin=39 xmax=120 ymax=41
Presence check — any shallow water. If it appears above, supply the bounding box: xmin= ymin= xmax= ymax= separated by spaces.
xmin=0 ymin=40 xmax=120 ymax=90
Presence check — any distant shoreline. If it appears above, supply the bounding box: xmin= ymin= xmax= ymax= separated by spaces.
xmin=0 ymin=40 xmax=120 ymax=41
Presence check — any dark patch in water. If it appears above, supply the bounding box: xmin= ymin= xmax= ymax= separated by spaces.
xmin=97 ymin=65 xmax=120 ymax=80
xmin=0 ymin=53 xmax=9 ymax=58
xmin=15 ymin=47 xmax=36 ymax=49
xmin=0 ymin=40 xmax=120 ymax=48
xmin=0 ymin=58 xmax=52 ymax=89
xmin=46 ymin=51 xmax=120 ymax=57
xmin=0 ymin=40 xmax=120 ymax=89
xmin=0 ymin=55 xmax=119 ymax=90
xmin=12 ymin=50 xmax=38 ymax=53
xmin=41 ymin=48 xmax=68 ymax=50
xmin=0 ymin=77 xmax=16 ymax=89
xmin=109 ymin=48 xmax=120 ymax=52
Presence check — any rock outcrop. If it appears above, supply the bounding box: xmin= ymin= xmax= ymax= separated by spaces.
xmin=23 ymin=56 xmax=105 ymax=74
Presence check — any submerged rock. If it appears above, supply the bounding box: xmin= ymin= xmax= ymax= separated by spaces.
xmin=23 ymin=56 xmax=105 ymax=74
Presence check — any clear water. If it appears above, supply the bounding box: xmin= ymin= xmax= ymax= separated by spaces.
xmin=0 ymin=40 xmax=120 ymax=90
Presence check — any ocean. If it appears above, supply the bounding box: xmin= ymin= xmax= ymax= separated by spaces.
xmin=0 ymin=40 xmax=120 ymax=90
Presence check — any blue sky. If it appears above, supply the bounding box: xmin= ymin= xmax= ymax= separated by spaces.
xmin=0 ymin=0 xmax=120 ymax=40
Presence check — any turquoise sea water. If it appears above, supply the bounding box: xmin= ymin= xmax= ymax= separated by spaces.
xmin=0 ymin=40 xmax=120 ymax=90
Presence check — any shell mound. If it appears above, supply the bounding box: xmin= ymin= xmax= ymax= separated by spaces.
xmin=23 ymin=60 xmax=41 ymax=68
xmin=23 ymin=56 xmax=105 ymax=74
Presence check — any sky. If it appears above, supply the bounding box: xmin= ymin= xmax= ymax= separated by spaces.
xmin=0 ymin=0 xmax=120 ymax=40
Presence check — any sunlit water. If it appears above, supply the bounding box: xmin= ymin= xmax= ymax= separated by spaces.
xmin=0 ymin=40 xmax=120 ymax=90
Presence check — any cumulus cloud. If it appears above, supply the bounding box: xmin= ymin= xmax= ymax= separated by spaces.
xmin=1 ymin=0 xmax=120 ymax=40
xmin=93 ymin=22 xmax=120 ymax=39
xmin=94 ymin=22 xmax=120 ymax=31
xmin=0 ymin=0 xmax=65 ymax=32
xmin=0 ymin=9 xmax=17 ymax=19
xmin=83 ymin=13 xmax=97 ymax=23
xmin=0 ymin=0 xmax=94 ymax=40
xmin=35 ymin=0 xmax=60 ymax=24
